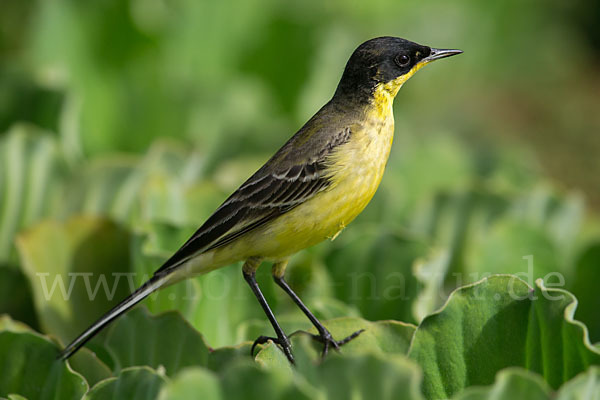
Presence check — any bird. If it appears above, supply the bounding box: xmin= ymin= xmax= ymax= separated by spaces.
xmin=58 ymin=36 xmax=462 ymax=364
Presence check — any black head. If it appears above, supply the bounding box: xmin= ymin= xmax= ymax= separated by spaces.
xmin=334 ymin=37 xmax=462 ymax=102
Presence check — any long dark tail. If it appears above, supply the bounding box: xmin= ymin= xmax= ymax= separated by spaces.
xmin=57 ymin=274 xmax=170 ymax=360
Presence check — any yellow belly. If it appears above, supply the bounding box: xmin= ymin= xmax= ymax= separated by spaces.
xmin=247 ymin=105 xmax=395 ymax=260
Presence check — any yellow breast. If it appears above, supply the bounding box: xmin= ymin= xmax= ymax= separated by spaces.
xmin=322 ymin=87 xmax=395 ymax=228
xmin=252 ymin=88 xmax=396 ymax=259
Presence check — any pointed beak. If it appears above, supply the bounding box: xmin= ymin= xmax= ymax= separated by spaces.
xmin=422 ymin=48 xmax=463 ymax=64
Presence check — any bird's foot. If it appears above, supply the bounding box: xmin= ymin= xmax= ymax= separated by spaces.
xmin=291 ymin=328 xmax=365 ymax=358
xmin=251 ymin=334 xmax=294 ymax=364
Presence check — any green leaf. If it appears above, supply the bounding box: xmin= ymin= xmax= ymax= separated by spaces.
xmin=4 ymin=394 xmax=29 ymax=400
xmin=408 ymin=275 xmax=600 ymax=399
xmin=569 ymin=242 xmax=600 ymax=342
xmin=0 ymin=264 xmax=38 ymax=329
xmin=84 ymin=366 xmax=166 ymax=400
xmin=555 ymin=366 xmax=600 ymax=400
xmin=220 ymin=359 xmax=317 ymax=400
xmin=255 ymin=341 xmax=293 ymax=375
xmin=452 ymin=368 xmax=551 ymax=400
xmin=157 ymin=368 xmax=223 ymax=400
xmin=0 ymin=320 xmax=103 ymax=392
xmin=0 ymin=330 xmax=87 ymax=399
xmin=15 ymin=216 xmax=133 ymax=344
xmin=68 ymin=348 xmax=113 ymax=387
xmin=206 ymin=342 xmax=254 ymax=372
xmin=313 ymin=353 xmax=425 ymax=400
xmin=104 ymin=307 xmax=210 ymax=376
xmin=0 ymin=315 xmax=33 ymax=333
xmin=0 ymin=124 xmax=64 ymax=263
xmin=451 ymin=367 xmax=600 ymax=400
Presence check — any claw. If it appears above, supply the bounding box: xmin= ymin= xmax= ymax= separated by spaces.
xmin=290 ymin=328 xmax=365 ymax=358
xmin=250 ymin=335 xmax=295 ymax=364
xmin=250 ymin=335 xmax=274 ymax=357
xmin=337 ymin=329 xmax=365 ymax=346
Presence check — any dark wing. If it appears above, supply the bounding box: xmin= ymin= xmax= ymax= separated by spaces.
xmin=154 ymin=159 xmax=331 ymax=276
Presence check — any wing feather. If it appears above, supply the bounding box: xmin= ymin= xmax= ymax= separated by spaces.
xmin=154 ymin=160 xmax=332 ymax=275
xmin=153 ymin=125 xmax=352 ymax=276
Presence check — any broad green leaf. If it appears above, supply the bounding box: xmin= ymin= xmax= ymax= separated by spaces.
xmin=0 ymin=265 xmax=38 ymax=329
xmin=15 ymin=216 xmax=133 ymax=344
xmin=569 ymin=243 xmax=600 ymax=342
xmin=0 ymin=124 xmax=64 ymax=263
xmin=452 ymin=367 xmax=600 ymax=400
xmin=84 ymin=366 xmax=166 ymax=400
xmin=408 ymin=275 xmax=600 ymax=399
xmin=315 ymin=352 xmax=424 ymax=400
xmin=12 ymin=395 xmax=28 ymax=400
xmin=68 ymin=348 xmax=113 ymax=387
xmin=525 ymin=279 xmax=600 ymax=387
xmin=104 ymin=307 xmax=210 ymax=376
xmin=0 ymin=312 xmax=111 ymax=387
xmin=220 ymin=359 xmax=317 ymax=400
xmin=255 ymin=341 xmax=293 ymax=375
xmin=207 ymin=342 xmax=254 ymax=372
xmin=0 ymin=315 xmax=33 ymax=333
xmin=3 ymin=394 xmax=28 ymax=400
xmin=157 ymin=368 xmax=222 ymax=400
xmin=452 ymin=368 xmax=551 ymax=400
xmin=555 ymin=367 xmax=600 ymax=400
xmin=0 ymin=330 xmax=87 ymax=399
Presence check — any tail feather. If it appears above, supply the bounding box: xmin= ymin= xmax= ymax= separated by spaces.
xmin=57 ymin=274 xmax=169 ymax=360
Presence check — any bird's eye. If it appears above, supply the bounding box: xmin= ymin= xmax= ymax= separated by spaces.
xmin=395 ymin=54 xmax=410 ymax=67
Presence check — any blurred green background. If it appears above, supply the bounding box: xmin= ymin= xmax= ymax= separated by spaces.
xmin=1 ymin=0 xmax=600 ymax=350
xmin=2 ymin=0 xmax=600 ymax=196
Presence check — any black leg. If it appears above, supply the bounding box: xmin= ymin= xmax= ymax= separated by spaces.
xmin=243 ymin=269 xmax=294 ymax=364
xmin=273 ymin=274 xmax=364 ymax=357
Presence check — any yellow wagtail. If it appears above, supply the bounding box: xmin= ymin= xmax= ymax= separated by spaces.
xmin=59 ymin=37 xmax=461 ymax=363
